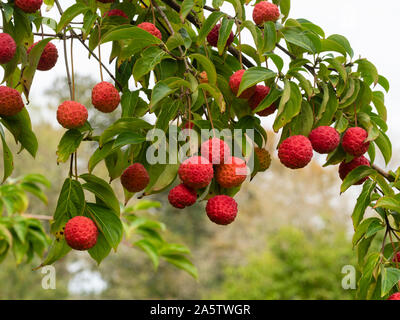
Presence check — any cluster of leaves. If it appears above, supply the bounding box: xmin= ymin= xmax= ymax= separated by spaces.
xmin=0 ymin=0 xmax=399 ymax=295
xmin=0 ymin=174 xmax=50 ymax=264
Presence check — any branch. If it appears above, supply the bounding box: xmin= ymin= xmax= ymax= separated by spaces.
xmin=22 ymin=213 xmax=52 ymax=221
xmin=372 ymin=164 xmax=395 ymax=182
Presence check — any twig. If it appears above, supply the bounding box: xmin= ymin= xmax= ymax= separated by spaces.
xmin=372 ymin=164 xmax=394 ymax=182
xmin=22 ymin=213 xmax=52 ymax=221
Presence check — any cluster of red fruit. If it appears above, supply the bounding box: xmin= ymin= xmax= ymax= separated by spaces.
xmin=277 ymin=126 xmax=370 ymax=184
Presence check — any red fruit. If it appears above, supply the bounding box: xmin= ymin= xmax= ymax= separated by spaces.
xmin=64 ymin=216 xmax=98 ymax=251
xmin=200 ymin=137 xmax=231 ymax=164
xmin=206 ymin=195 xmax=238 ymax=225
xmin=229 ymin=69 xmax=256 ymax=99
xmin=0 ymin=33 xmax=16 ymax=64
xmin=388 ymin=292 xmax=400 ymax=300
xmin=206 ymin=24 xmax=234 ymax=47
xmin=215 ymin=156 xmax=247 ymax=188
xmin=252 ymin=1 xmax=280 ymax=25
xmin=278 ymin=135 xmax=313 ymax=169
xmin=0 ymin=86 xmax=24 ymax=116
xmin=15 ymin=0 xmax=42 ymax=13
xmin=137 ymin=22 xmax=162 ymax=40
xmin=168 ymin=184 xmax=197 ymax=209
xmin=338 ymin=156 xmax=370 ymax=185
xmin=56 ymin=101 xmax=88 ymax=129
xmin=91 ymin=81 xmax=120 ymax=113
xmin=393 ymin=252 xmax=400 ymax=264
xmin=341 ymin=127 xmax=370 ymax=157
xmin=27 ymin=42 xmax=58 ymax=71
xmin=248 ymin=85 xmax=277 ymax=116
xmin=178 ymin=156 xmax=214 ymax=189
xmin=120 ymin=163 xmax=150 ymax=193
xmin=308 ymin=126 xmax=340 ymax=154
xmin=103 ymin=9 xmax=129 ymax=20
xmin=182 ymin=121 xmax=194 ymax=130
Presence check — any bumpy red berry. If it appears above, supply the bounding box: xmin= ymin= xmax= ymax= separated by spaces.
xmin=215 ymin=156 xmax=247 ymax=188
xmin=91 ymin=81 xmax=120 ymax=113
xmin=341 ymin=127 xmax=370 ymax=157
xmin=206 ymin=195 xmax=238 ymax=225
xmin=278 ymin=135 xmax=313 ymax=169
xmin=103 ymin=9 xmax=129 ymax=20
xmin=308 ymin=126 xmax=340 ymax=154
xmin=255 ymin=147 xmax=271 ymax=172
xmin=248 ymin=85 xmax=277 ymax=116
xmin=27 ymin=42 xmax=58 ymax=71
xmin=207 ymin=24 xmax=234 ymax=47
xmin=64 ymin=216 xmax=98 ymax=251
xmin=178 ymin=156 xmax=214 ymax=189
xmin=168 ymin=183 xmax=197 ymax=209
xmin=56 ymin=101 xmax=88 ymax=129
xmin=137 ymin=22 xmax=162 ymax=40
xmin=393 ymin=252 xmax=400 ymax=264
xmin=0 ymin=33 xmax=16 ymax=64
xmin=120 ymin=163 xmax=150 ymax=193
xmin=15 ymin=0 xmax=42 ymax=13
xmin=252 ymin=1 xmax=280 ymax=25
xmin=200 ymin=137 xmax=231 ymax=164
xmin=388 ymin=293 xmax=400 ymax=300
xmin=229 ymin=69 xmax=256 ymax=99
xmin=0 ymin=86 xmax=24 ymax=117
xmin=338 ymin=156 xmax=370 ymax=185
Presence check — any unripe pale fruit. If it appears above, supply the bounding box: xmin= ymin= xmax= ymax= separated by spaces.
xmin=206 ymin=195 xmax=238 ymax=225
xmin=252 ymin=1 xmax=280 ymax=25
xmin=15 ymin=0 xmax=43 ymax=13
xmin=0 ymin=86 xmax=24 ymax=116
xmin=168 ymin=184 xmax=197 ymax=209
xmin=178 ymin=156 xmax=214 ymax=189
xmin=229 ymin=69 xmax=256 ymax=99
xmin=308 ymin=126 xmax=340 ymax=154
xmin=27 ymin=42 xmax=58 ymax=71
xmin=200 ymin=137 xmax=231 ymax=164
xmin=56 ymin=101 xmax=88 ymax=129
xmin=341 ymin=127 xmax=370 ymax=157
xmin=91 ymin=81 xmax=120 ymax=113
xmin=338 ymin=156 xmax=370 ymax=185
xmin=207 ymin=24 xmax=234 ymax=47
xmin=120 ymin=163 xmax=150 ymax=193
xmin=0 ymin=33 xmax=16 ymax=64
xmin=64 ymin=216 xmax=98 ymax=251
xmin=103 ymin=9 xmax=129 ymax=20
xmin=215 ymin=156 xmax=247 ymax=188
xmin=255 ymin=147 xmax=271 ymax=171
xmin=278 ymin=135 xmax=313 ymax=169
xmin=137 ymin=22 xmax=162 ymax=40
xmin=199 ymin=71 xmax=208 ymax=84
xmin=388 ymin=292 xmax=400 ymax=300
xmin=248 ymin=85 xmax=277 ymax=116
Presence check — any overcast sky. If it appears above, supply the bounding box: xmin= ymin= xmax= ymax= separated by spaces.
xmin=4 ymin=0 xmax=399 ymax=165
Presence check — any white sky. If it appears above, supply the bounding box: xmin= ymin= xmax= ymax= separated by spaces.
xmin=4 ymin=0 xmax=400 ymax=165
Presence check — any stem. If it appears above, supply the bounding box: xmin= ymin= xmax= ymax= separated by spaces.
xmin=70 ymin=36 xmax=75 ymax=100
xmin=22 ymin=213 xmax=52 ymax=221
xmin=62 ymin=29 xmax=73 ymax=99
xmin=98 ymin=24 xmax=104 ymax=82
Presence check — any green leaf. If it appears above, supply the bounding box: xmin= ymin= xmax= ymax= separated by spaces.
xmin=86 ymin=203 xmax=123 ymax=251
xmin=38 ymin=239 xmax=71 ymax=268
xmin=372 ymin=91 xmax=387 ymax=122
xmin=149 ymin=81 xmax=176 ymax=109
xmin=253 ymin=87 xmax=282 ymax=114
xmin=381 ymin=267 xmax=400 ymax=297
xmin=375 ymin=196 xmax=400 ymax=212
xmin=291 ymin=100 xmax=313 ymax=136
xmin=198 ymin=83 xmax=226 ymax=113
xmin=237 ymin=67 xmax=276 ymax=96
xmin=374 ymin=130 xmax=391 ymax=165
xmin=121 ymin=89 xmax=139 ymax=117
xmin=56 ymin=129 xmax=84 ymax=163
xmin=56 ymin=3 xmax=90 ymax=33
xmin=353 ymin=218 xmax=381 ymax=246
xmin=0 ymin=126 xmax=13 ymax=183
xmin=144 ymin=163 xmax=179 ymax=195
xmin=217 ymin=17 xmax=234 ymax=55
xmin=132 ymin=47 xmax=166 ymax=81
xmin=88 ymin=232 xmax=112 ymax=265
xmin=52 ymin=178 xmax=85 ymax=232
xmin=319 ymin=39 xmax=347 ymax=57
xmin=180 ymin=0 xmax=195 ymax=22
xmin=190 ymin=54 xmax=217 ymax=85
xmin=341 ymin=166 xmax=376 ymax=193
xmin=279 ymin=0 xmax=291 ymax=22
xmin=100 ymin=118 xmax=152 ymax=146
xmin=355 ymin=58 xmax=379 ymax=86
xmin=263 ymin=21 xmax=277 ymax=52
xmin=352 ymin=180 xmax=376 ymax=229
xmin=288 ymin=71 xmax=313 ymax=98
xmin=327 ymin=34 xmax=354 ymax=57
xmin=378 ymin=75 xmax=390 ymax=93
xmin=162 ymin=254 xmax=198 ymax=279
xmin=80 ymin=174 xmax=120 ymax=215
xmin=325 ymin=57 xmax=347 ymax=84
xmin=198 ymin=11 xmax=224 ymax=42
xmin=282 ymin=28 xmax=317 ymax=53
xmin=135 ymin=238 xmax=159 ymax=269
